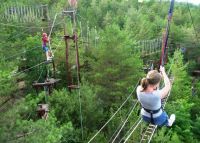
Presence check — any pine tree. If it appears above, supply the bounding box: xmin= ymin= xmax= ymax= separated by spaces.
xmin=88 ymin=24 xmax=144 ymax=104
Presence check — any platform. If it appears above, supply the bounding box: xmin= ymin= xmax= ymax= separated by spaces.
xmin=33 ymin=78 xmax=61 ymax=87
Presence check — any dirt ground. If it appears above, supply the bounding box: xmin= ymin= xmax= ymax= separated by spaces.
xmin=18 ymin=81 xmax=25 ymax=89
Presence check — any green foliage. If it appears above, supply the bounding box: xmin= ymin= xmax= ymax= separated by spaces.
xmin=0 ymin=54 xmax=17 ymax=97
xmin=48 ymin=79 xmax=104 ymax=141
xmin=170 ymin=51 xmax=191 ymax=101
xmin=88 ymin=24 xmax=144 ymax=104
xmin=0 ymin=93 xmax=65 ymax=143
xmin=48 ymin=88 xmax=77 ymax=124
xmin=192 ymin=117 xmax=200 ymax=141
xmin=0 ymin=0 xmax=200 ymax=142
xmin=166 ymin=101 xmax=194 ymax=142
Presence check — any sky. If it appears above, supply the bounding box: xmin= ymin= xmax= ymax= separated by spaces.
xmin=176 ymin=0 xmax=200 ymax=5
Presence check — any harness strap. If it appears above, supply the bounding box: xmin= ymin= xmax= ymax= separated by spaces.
xmin=143 ymin=107 xmax=162 ymax=124
xmin=137 ymin=104 xmax=142 ymax=116
xmin=143 ymin=107 xmax=161 ymax=114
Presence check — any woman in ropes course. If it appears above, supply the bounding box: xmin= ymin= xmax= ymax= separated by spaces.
xmin=137 ymin=66 xmax=175 ymax=127
xmin=42 ymin=33 xmax=51 ymax=61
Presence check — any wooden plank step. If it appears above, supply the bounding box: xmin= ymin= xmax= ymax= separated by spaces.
xmin=63 ymin=35 xmax=76 ymax=40
xmin=149 ymin=124 xmax=155 ymax=127
xmin=147 ymin=127 xmax=154 ymax=130
xmin=145 ymin=131 xmax=152 ymax=134
xmin=68 ymin=85 xmax=79 ymax=89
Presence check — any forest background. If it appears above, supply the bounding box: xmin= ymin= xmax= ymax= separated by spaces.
xmin=0 ymin=0 xmax=200 ymax=142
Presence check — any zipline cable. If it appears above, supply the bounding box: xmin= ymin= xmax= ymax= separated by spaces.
xmin=88 ymin=79 xmax=140 ymax=143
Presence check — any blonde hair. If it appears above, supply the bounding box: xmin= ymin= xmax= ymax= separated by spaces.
xmin=140 ymin=70 xmax=162 ymax=92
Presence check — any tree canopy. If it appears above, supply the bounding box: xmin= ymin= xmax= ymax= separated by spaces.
xmin=0 ymin=0 xmax=200 ymax=142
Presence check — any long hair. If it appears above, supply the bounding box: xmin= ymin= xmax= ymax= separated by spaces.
xmin=140 ymin=70 xmax=162 ymax=92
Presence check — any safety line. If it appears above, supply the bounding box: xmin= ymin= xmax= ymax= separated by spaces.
xmin=0 ymin=21 xmax=62 ymax=29
xmin=0 ymin=22 xmax=42 ymax=45
xmin=0 ymin=13 xmax=62 ymax=45
xmin=124 ymin=118 xmax=143 ymax=143
xmin=5 ymin=45 xmax=41 ymax=60
xmin=2 ymin=36 xmax=64 ymax=81
xmin=111 ymin=100 xmax=139 ymax=143
xmin=48 ymin=13 xmax=58 ymax=57
xmin=74 ymin=11 xmax=84 ymax=141
xmin=77 ymin=14 xmax=86 ymax=20
xmin=75 ymin=16 xmax=83 ymax=44
xmin=0 ymin=61 xmax=47 ymax=81
xmin=26 ymin=0 xmax=41 ymax=8
xmin=51 ymin=37 xmax=64 ymax=56
xmin=119 ymin=116 xmax=142 ymax=143
xmin=88 ymin=79 xmax=140 ymax=143
xmin=54 ymin=125 xmax=68 ymax=143
xmin=108 ymin=101 xmax=139 ymax=143
xmin=4 ymin=36 xmax=63 ymax=60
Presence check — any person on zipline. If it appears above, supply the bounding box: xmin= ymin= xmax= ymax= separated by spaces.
xmin=42 ymin=33 xmax=51 ymax=61
xmin=137 ymin=66 xmax=175 ymax=127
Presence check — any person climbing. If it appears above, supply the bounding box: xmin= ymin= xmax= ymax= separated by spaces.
xmin=42 ymin=33 xmax=51 ymax=61
xmin=137 ymin=66 xmax=175 ymax=127
xmin=68 ymin=0 xmax=78 ymax=6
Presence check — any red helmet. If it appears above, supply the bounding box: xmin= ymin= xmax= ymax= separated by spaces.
xmin=43 ymin=33 xmax=47 ymax=37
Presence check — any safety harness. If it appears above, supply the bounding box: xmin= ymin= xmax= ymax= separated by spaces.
xmin=138 ymin=104 xmax=162 ymax=124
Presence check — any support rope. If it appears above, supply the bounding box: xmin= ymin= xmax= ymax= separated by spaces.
xmin=0 ymin=61 xmax=47 ymax=81
xmin=0 ymin=20 xmax=62 ymax=29
xmin=88 ymin=79 xmax=140 ymax=142
xmin=74 ymin=11 xmax=84 ymax=141
xmin=108 ymin=101 xmax=139 ymax=143
xmin=119 ymin=116 xmax=142 ymax=143
xmin=0 ymin=22 xmax=42 ymax=45
xmin=111 ymin=100 xmax=139 ymax=143
xmin=124 ymin=118 xmax=143 ymax=143
xmin=48 ymin=13 xmax=58 ymax=57
xmin=160 ymin=0 xmax=174 ymax=67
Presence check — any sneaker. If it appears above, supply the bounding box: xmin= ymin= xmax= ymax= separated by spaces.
xmin=168 ymin=114 xmax=175 ymax=126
